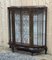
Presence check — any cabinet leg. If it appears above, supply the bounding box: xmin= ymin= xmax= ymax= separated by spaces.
xmin=9 ymin=45 xmax=11 ymax=48
xmin=12 ymin=46 xmax=15 ymax=52
xmin=45 ymin=48 xmax=47 ymax=54
xmin=31 ymin=52 xmax=33 ymax=56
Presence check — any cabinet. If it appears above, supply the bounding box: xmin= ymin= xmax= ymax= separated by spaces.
xmin=8 ymin=6 xmax=47 ymax=55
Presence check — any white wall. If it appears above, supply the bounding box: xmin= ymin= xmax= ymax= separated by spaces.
xmin=0 ymin=0 xmax=52 ymax=54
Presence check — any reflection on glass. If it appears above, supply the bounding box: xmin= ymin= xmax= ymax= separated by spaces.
xmin=43 ymin=11 xmax=45 ymax=45
xmin=33 ymin=15 xmax=37 ymax=45
xmin=38 ymin=13 xmax=42 ymax=45
xmin=15 ymin=13 xmax=21 ymax=42
xmin=43 ymin=34 xmax=45 ymax=45
xmin=43 ymin=22 xmax=45 ymax=45
xmin=22 ymin=15 xmax=29 ymax=44
xmin=33 ymin=11 xmax=46 ymax=46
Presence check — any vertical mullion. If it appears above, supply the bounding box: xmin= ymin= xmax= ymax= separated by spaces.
xmin=30 ymin=9 xmax=33 ymax=46
xmin=12 ymin=10 xmax=15 ymax=44
xmin=45 ymin=8 xmax=47 ymax=54
xmin=29 ymin=9 xmax=31 ymax=45
xmin=37 ymin=12 xmax=38 ymax=46
xmin=8 ymin=9 xmax=11 ymax=45
xmin=31 ymin=10 xmax=33 ymax=46
xmin=42 ymin=10 xmax=43 ymax=46
xmin=45 ymin=8 xmax=47 ymax=47
xmin=20 ymin=8 xmax=22 ymax=44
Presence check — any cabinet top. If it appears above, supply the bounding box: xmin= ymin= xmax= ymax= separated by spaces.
xmin=8 ymin=6 xmax=47 ymax=9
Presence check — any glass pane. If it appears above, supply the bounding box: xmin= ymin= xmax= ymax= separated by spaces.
xmin=22 ymin=15 xmax=29 ymax=44
xmin=43 ymin=11 xmax=45 ymax=34
xmin=43 ymin=34 xmax=45 ymax=45
xmin=15 ymin=13 xmax=21 ymax=43
xmin=33 ymin=15 xmax=37 ymax=45
xmin=43 ymin=11 xmax=46 ymax=45
xmin=38 ymin=13 xmax=42 ymax=45
xmin=43 ymin=21 xmax=45 ymax=45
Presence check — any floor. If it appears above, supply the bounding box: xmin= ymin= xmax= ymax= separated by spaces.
xmin=0 ymin=50 xmax=52 ymax=60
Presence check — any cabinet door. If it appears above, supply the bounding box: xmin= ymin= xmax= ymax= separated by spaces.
xmin=33 ymin=14 xmax=37 ymax=45
xmin=15 ymin=10 xmax=21 ymax=43
xmin=22 ymin=10 xmax=30 ymax=44
xmin=33 ymin=10 xmax=46 ymax=46
xmin=37 ymin=11 xmax=43 ymax=46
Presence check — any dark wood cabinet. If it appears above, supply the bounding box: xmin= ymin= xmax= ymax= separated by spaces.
xmin=8 ymin=6 xmax=47 ymax=55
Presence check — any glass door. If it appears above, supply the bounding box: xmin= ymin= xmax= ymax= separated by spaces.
xmin=14 ymin=9 xmax=30 ymax=44
xmin=22 ymin=10 xmax=30 ymax=44
xmin=33 ymin=10 xmax=46 ymax=46
xmin=15 ymin=10 xmax=21 ymax=43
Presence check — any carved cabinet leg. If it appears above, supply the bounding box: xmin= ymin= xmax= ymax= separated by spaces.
xmin=31 ymin=52 xmax=33 ymax=56
xmin=9 ymin=45 xmax=11 ymax=48
xmin=45 ymin=48 xmax=47 ymax=54
xmin=11 ymin=45 xmax=15 ymax=52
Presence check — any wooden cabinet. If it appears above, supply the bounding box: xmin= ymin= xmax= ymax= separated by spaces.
xmin=8 ymin=6 xmax=47 ymax=55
